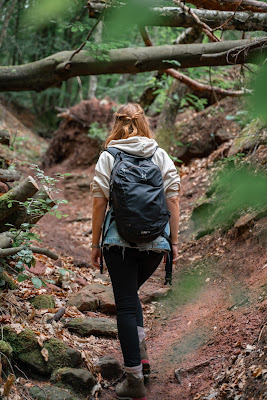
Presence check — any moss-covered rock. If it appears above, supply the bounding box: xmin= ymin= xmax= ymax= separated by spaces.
xmin=30 ymin=294 xmax=55 ymax=309
xmin=3 ymin=327 xmax=82 ymax=376
xmin=0 ymin=339 xmax=12 ymax=357
xmin=51 ymin=367 xmax=96 ymax=393
xmin=65 ymin=317 xmax=117 ymax=338
xmin=228 ymin=118 xmax=267 ymax=157
xmin=29 ymin=385 xmax=81 ymax=400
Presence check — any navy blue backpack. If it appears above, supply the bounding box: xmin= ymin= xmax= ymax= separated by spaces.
xmin=100 ymin=147 xmax=173 ymax=284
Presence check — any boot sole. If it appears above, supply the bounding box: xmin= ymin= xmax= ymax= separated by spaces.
xmin=117 ymin=397 xmax=147 ymax=400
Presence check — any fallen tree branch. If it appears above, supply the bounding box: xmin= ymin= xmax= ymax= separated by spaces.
xmin=139 ymin=27 xmax=252 ymax=98
xmin=88 ymin=1 xmax=267 ymax=31
xmin=0 ymin=169 xmax=21 ymax=183
xmin=186 ymin=0 xmax=267 ymax=13
xmin=0 ymin=232 xmax=13 ymax=249
xmin=0 ymin=246 xmax=58 ymax=260
xmin=0 ymin=176 xmax=38 ymax=223
xmin=1 ymin=39 xmax=267 ymax=92
xmin=164 ymin=68 xmax=252 ymax=97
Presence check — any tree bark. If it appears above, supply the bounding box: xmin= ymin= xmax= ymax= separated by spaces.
xmin=0 ymin=246 xmax=58 ymax=260
xmin=0 ymin=129 xmax=10 ymax=146
xmin=88 ymin=21 xmax=103 ymax=99
xmin=0 ymin=39 xmax=266 ymax=92
xmin=0 ymin=232 xmax=12 ymax=249
xmin=0 ymin=186 xmax=56 ymax=232
xmin=187 ymin=0 xmax=267 ymax=13
xmin=89 ymin=2 xmax=267 ymax=30
xmin=156 ymin=79 xmax=188 ymax=151
xmin=0 ymin=176 xmax=38 ymax=223
xmin=0 ymin=169 xmax=21 ymax=183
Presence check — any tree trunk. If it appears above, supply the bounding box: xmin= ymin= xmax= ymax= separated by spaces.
xmin=0 ymin=169 xmax=21 ymax=182
xmin=156 ymin=80 xmax=188 ymax=151
xmin=0 ymin=176 xmax=38 ymax=223
xmin=88 ymin=21 xmax=103 ymax=99
xmin=88 ymin=2 xmax=267 ymax=30
xmin=0 ymin=129 xmax=10 ymax=146
xmin=0 ymin=39 xmax=266 ymax=92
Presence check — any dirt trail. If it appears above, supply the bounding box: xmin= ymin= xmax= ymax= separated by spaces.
xmin=36 ymin=157 xmax=266 ymax=400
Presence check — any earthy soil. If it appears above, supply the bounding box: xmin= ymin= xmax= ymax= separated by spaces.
xmin=1 ymin=98 xmax=266 ymax=399
xmin=35 ymin=151 xmax=266 ymax=400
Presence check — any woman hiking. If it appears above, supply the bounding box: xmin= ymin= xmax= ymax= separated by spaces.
xmin=91 ymin=103 xmax=180 ymax=400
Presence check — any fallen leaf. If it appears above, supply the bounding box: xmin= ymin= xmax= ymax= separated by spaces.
xmin=3 ymin=374 xmax=15 ymax=396
xmin=41 ymin=348 xmax=49 ymax=362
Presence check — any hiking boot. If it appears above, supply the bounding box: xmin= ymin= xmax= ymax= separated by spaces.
xmin=116 ymin=372 xmax=147 ymax=400
xmin=140 ymin=340 xmax=150 ymax=376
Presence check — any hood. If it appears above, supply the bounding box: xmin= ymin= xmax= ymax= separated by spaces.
xmin=107 ymin=136 xmax=158 ymax=158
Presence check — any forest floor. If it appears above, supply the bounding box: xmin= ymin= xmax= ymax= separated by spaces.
xmin=0 ymin=99 xmax=266 ymax=400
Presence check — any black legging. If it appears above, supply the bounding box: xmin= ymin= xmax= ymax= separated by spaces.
xmin=103 ymin=246 xmax=164 ymax=367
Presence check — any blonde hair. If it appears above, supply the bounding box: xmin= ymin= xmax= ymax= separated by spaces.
xmin=105 ymin=103 xmax=153 ymax=148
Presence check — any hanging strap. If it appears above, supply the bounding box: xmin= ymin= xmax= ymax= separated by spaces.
xmin=162 ymin=232 xmax=173 ymax=285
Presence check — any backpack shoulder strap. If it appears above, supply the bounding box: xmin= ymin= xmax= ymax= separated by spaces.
xmin=105 ymin=147 xmax=123 ymax=159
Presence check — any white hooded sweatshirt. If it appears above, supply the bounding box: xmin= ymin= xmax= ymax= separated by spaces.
xmin=91 ymin=136 xmax=180 ymax=199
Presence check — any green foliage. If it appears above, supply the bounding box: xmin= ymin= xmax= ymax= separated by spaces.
xmin=88 ymin=122 xmax=107 ymax=142
xmin=225 ymin=110 xmax=250 ymax=129
xmin=3 ymin=166 xmax=68 ymax=288
xmin=181 ymin=93 xmax=208 ymax=112
xmin=192 ymin=162 xmax=267 ymax=237
xmin=21 ymin=0 xmax=77 ymax=30
xmin=250 ymin=64 xmax=267 ymax=121
xmin=104 ymin=0 xmax=155 ymax=39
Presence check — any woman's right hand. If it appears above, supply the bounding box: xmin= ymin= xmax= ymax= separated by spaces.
xmin=172 ymin=244 xmax=179 ymax=263
xmin=91 ymin=247 xmax=101 ymax=267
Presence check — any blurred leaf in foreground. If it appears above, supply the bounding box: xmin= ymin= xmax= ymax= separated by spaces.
xmin=250 ymin=63 xmax=267 ymax=122
xmin=104 ymin=0 xmax=155 ymax=39
xmin=22 ymin=0 xmax=75 ymax=29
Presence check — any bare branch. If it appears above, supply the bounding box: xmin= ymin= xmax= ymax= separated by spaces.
xmin=0 ymin=246 xmax=58 ymax=260
xmin=165 ymin=68 xmax=252 ymax=97
xmin=139 ymin=27 xmax=251 ymax=101
xmin=172 ymin=0 xmax=220 ymax=42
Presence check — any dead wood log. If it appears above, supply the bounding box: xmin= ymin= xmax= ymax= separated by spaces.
xmin=0 ymin=232 xmax=12 ymax=249
xmin=0 ymin=169 xmax=21 ymax=183
xmin=187 ymin=0 xmax=267 ymax=13
xmin=0 ymin=270 xmax=18 ymax=289
xmin=0 ymin=176 xmax=38 ymax=224
xmin=0 ymin=185 xmax=56 ymax=232
xmin=0 ymin=129 xmax=10 ymax=146
xmin=1 ymin=39 xmax=267 ymax=93
xmin=0 ymin=246 xmax=58 ymax=260
xmin=88 ymin=1 xmax=267 ymax=31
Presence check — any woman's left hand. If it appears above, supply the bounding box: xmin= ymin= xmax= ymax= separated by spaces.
xmin=91 ymin=247 xmax=101 ymax=267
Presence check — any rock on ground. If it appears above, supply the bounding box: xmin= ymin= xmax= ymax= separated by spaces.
xmin=3 ymin=327 xmax=82 ymax=376
xmin=65 ymin=317 xmax=117 ymax=338
xmin=29 ymin=385 xmax=81 ymax=400
xmin=51 ymin=368 xmax=96 ymax=393
xmin=97 ymin=355 xmax=123 ymax=379
xmin=67 ymin=282 xmax=116 ymax=314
